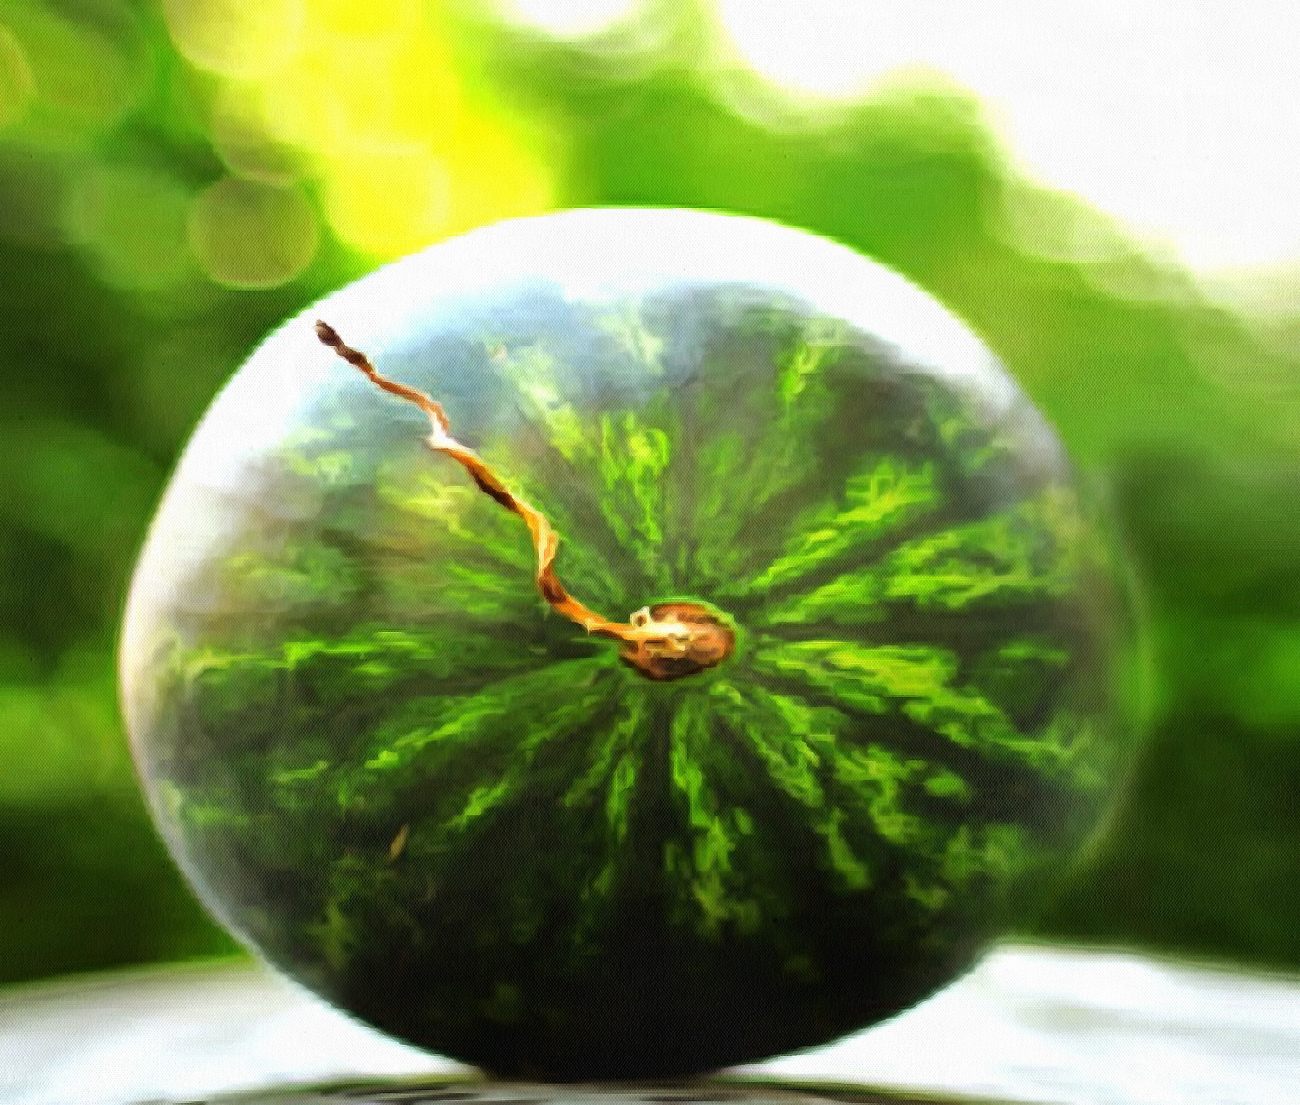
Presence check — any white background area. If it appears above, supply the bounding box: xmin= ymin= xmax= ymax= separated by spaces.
xmin=499 ymin=1 xmax=1300 ymax=272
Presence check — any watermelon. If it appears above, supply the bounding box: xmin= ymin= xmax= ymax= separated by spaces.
xmin=120 ymin=210 xmax=1137 ymax=1078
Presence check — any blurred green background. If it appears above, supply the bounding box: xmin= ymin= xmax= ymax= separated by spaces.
xmin=1 ymin=0 xmax=1298 ymax=985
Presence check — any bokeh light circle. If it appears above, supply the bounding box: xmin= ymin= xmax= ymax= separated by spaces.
xmin=163 ymin=0 xmax=305 ymax=80
xmin=187 ymin=177 xmax=320 ymax=290
xmin=62 ymin=163 xmax=192 ymax=291
xmin=0 ymin=26 xmax=36 ymax=130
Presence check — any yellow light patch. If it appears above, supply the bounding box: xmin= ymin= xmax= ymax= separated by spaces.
xmin=420 ymin=111 xmax=557 ymax=243
xmin=321 ymin=144 xmax=453 ymax=257
xmin=170 ymin=1 xmax=556 ymax=260
xmin=306 ymin=0 xmax=425 ymax=40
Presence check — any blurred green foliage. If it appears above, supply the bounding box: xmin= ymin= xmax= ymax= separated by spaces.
xmin=1 ymin=0 xmax=1298 ymax=985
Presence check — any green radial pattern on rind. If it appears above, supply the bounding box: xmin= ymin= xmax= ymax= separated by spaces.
xmin=743 ymin=457 xmax=941 ymax=596
xmin=124 ymin=277 xmax=1133 ymax=1078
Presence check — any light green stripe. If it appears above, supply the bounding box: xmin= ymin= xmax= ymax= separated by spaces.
xmin=753 ymin=637 xmax=1100 ymax=785
xmin=708 ymin=681 xmax=872 ymax=890
xmin=749 ymin=458 xmax=939 ymax=594
xmin=769 ymin=489 xmax=1088 ymax=625
xmin=665 ymin=695 xmax=762 ymax=937
xmin=594 ymin=408 xmax=673 ymax=592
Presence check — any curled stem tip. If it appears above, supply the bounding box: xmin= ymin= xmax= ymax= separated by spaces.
xmin=314 ymin=320 xmax=733 ymax=680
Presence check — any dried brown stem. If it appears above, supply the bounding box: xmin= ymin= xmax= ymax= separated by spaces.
xmin=315 ymin=320 xmax=733 ymax=680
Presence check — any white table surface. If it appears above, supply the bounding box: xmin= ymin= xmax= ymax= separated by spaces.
xmin=1 ymin=944 xmax=1296 ymax=1105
